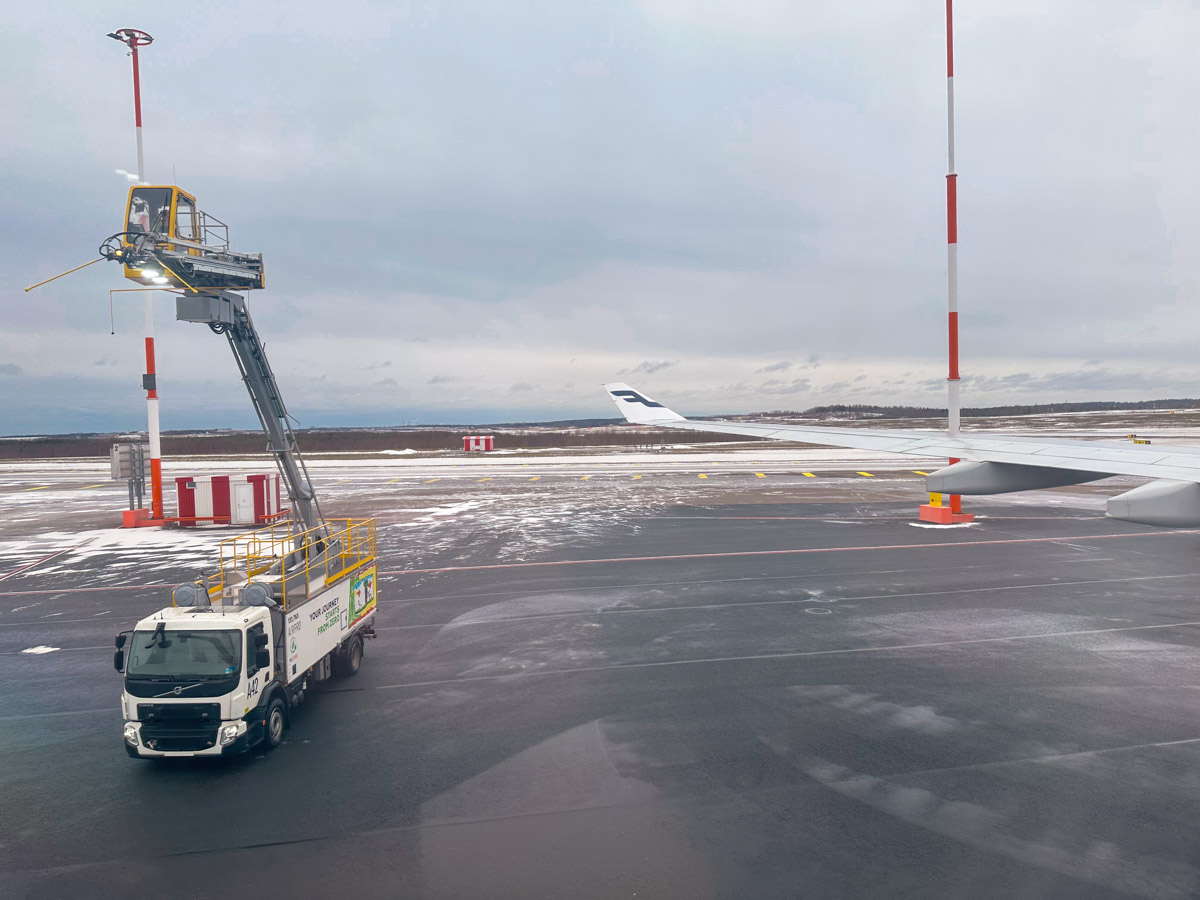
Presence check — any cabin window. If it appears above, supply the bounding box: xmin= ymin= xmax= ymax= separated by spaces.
xmin=127 ymin=187 xmax=172 ymax=235
xmin=175 ymin=195 xmax=197 ymax=240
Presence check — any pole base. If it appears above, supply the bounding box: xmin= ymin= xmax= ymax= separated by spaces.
xmin=122 ymin=509 xmax=165 ymax=528
xmin=918 ymin=504 xmax=974 ymax=525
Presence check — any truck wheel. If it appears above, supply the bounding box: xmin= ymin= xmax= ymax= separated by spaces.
xmin=335 ymin=635 xmax=363 ymax=677
xmin=265 ymin=696 xmax=287 ymax=750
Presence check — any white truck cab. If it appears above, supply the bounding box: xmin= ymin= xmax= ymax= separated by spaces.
xmin=115 ymin=518 xmax=377 ymax=758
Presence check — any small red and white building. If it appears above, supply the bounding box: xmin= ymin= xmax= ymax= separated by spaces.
xmin=463 ymin=435 xmax=495 ymax=452
xmin=174 ymin=473 xmax=283 ymax=527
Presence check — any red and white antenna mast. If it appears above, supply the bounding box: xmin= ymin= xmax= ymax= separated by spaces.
xmin=108 ymin=28 xmax=165 ymax=525
xmin=921 ymin=0 xmax=973 ymax=524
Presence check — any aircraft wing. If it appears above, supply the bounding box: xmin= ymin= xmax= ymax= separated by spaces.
xmin=603 ymin=382 xmax=1200 ymax=526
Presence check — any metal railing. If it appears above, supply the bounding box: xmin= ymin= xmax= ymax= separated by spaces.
xmin=205 ymin=518 xmax=377 ymax=610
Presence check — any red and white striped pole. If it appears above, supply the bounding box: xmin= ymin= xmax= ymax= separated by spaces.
xmin=920 ymin=0 xmax=972 ymax=524
xmin=109 ymin=28 xmax=163 ymax=522
xmin=945 ymin=0 xmax=969 ymax=521
xmin=144 ymin=304 xmax=164 ymax=521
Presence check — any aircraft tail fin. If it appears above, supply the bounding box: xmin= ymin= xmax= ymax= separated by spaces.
xmin=604 ymin=383 xmax=687 ymax=425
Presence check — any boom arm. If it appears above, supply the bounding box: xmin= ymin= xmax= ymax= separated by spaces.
xmin=177 ymin=290 xmax=324 ymax=533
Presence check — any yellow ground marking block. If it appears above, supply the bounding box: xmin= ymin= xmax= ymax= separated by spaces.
xmin=802 ymin=472 xmax=815 ymax=478
xmin=698 ymin=473 xmax=708 ymax=479
xmin=423 ymin=478 xmax=440 ymax=484
xmin=22 ymin=485 xmax=51 ymax=491
xmin=580 ymin=475 xmax=592 ymax=480
xmin=632 ymin=475 xmax=642 ymax=480
xmin=914 ymin=471 xmax=930 ymax=476
xmin=857 ymin=472 xmax=874 ymax=477
xmin=80 ymin=484 xmax=107 ymax=489
xmin=754 ymin=473 xmax=766 ymax=478
xmin=386 ymin=477 xmax=406 ymax=483
xmin=529 ymin=476 xmax=541 ymax=481
xmin=477 ymin=477 xmax=493 ymax=482
xmin=332 ymin=479 xmax=349 ymax=485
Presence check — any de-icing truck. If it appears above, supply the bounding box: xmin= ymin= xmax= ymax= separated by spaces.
xmin=99 ymin=184 xmax=380 ymax=758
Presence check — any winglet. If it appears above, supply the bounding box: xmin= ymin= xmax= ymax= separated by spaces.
xmin=604 ymin=383 xmax=687 ymax=424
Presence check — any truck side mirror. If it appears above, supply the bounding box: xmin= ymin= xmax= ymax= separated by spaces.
xmin=114 ymin=649 xmax=125 ymax=672
xmin=256 ymin=649 xmax=270 ymax=669
xmin=115 ymin=633 xmax=127 ymax=650
xmin=255 ymin=633 xmax=269 ymax=649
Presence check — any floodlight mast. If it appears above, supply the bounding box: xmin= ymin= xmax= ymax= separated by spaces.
xmin=107 ymin=28 xmax=166 ymax=524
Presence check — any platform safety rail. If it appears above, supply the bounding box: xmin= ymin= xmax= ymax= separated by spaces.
xmin=204 ymin=518 xmax=376 ymax=609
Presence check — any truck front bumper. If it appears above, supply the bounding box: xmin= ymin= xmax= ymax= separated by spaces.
xmin=124 ymin=717 xmax=265 ymax=758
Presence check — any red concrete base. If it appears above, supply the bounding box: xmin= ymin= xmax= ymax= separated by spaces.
xmin=122 ymin=509 xmax=165 ymax=528
xmin=918 ymin=504 xmax=975 ymax=525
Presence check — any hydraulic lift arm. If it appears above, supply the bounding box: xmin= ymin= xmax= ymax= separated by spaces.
xmin=176 ymin=290 xmax=324 ymax=534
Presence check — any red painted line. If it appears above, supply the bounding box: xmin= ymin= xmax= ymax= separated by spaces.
xmin=0 ymin=545 xmax=82 ymax=583
xmin=378 ymin=529 xmax=1198 ymax=577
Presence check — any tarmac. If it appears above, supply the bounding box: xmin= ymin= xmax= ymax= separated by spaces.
xmin=2 ymin=450 xmax=1200 ymax=898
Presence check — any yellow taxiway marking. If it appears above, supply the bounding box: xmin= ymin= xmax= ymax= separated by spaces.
xmin=632 ymin=475 xmax=642 ymax=480
xmin=698 ymin=473 xmax=708 ymax=479
xmin=477 ymin=477 xmax=493 ymax=482
xmin=581 ymin=475 xmax=592 ymax=480
xmin=386 ymin=477 xmax=405 ymax=483
xmin=424 ymin=478 xmax=440 ymax=484
xmin=332 ymin=479 xmax=349 ymax=485
xmin=857 ymin=472 xmax=874 ymax=477
xmin=529 ymin=476 xmax=541 ymax=481
xmin=22 ymin=485 xmax=51 ymax=491
xmin=80 ymin=484 xmax=107 ymax=489
xmin=802 ymin=472 xmax=815 ymax=478
xmin=914 ymin=470 xmax=930 ymax=476
xmin=754 ymin=473 xmax=766 ymax=478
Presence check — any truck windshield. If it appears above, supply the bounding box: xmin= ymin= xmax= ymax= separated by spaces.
xmin=126 ymin=629 xmax=242 ymax=679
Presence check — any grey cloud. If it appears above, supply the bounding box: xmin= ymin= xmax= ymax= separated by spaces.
xmin=759 ymin=378 xmax=812 ymax=395
xmin=509 ymin=382 xmax=534 ymax=393
xmin=620 ymin=360 xmax=676 ymax=375
xmin=755 ymin=360 xmax=792 ymax=374
xmin=0 ymin=364 xmax=21 ymax=377
xmin=427 ymin=374 xmax=459 ymax=385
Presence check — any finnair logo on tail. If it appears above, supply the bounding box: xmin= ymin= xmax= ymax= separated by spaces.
xmin=612 ymin=390 xmax=664 ymax=408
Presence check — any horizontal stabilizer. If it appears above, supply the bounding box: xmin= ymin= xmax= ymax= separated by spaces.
xmin=604 ymin=383 xmax=687 ymax=425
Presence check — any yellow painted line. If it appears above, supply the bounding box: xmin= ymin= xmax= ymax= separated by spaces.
xmin=632 ymin=475 xmax=642 ymax=480
xmin=857 ymin=472 xmax=874 ymax=478
xmin=529 ymin=476 xmax=541 ymax=481
xmin=754 ymin=473 xmax=766 ymax=478
xmin=80 ymin=484 xmax=107 ymax=489
xmin=386 ymin=477 xmax=405 ymax=483
xmin=698 ymin=473 xmax=708 ymax=479
xmin=802 ymin=472 xmax=815 ymax=478
xmin=581 ymin=475 xmax=591 ymax=480
xmin=424 ymin=478 xmax=440 ymax=484
xmin=914 ymin=471 xmax=930 ymax=476
xmin=477 ymin=477 xmax=493 ymax=482
xmin=332 ymin=479 xmax=349 ymax=485
xmin=22 ymin=485 xmax=52 ymax=491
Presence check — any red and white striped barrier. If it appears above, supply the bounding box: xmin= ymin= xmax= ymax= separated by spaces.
xmin=463 ymin=435 xmax=495 ymax=452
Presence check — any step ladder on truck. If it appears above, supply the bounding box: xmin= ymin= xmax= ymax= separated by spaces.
xmin=105 ymin=185 xmax=379 ymax=758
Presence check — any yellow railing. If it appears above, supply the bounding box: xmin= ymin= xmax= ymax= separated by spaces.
xmin=206 ymin=518 xmax=377 ymax=610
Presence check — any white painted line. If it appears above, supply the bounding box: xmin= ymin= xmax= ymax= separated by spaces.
xmin=21 ymin=646 xmax=60 ymax=655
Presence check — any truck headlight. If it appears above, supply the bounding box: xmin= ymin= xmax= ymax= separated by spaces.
xmin=219 ymin=724 xmax=241 ymax=746
xmin=123 ymin=722 xmax=139 ymax=745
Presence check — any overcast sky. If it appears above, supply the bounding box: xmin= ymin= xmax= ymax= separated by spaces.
xmin=2 ymin=1 xmax=1197 ymax=434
